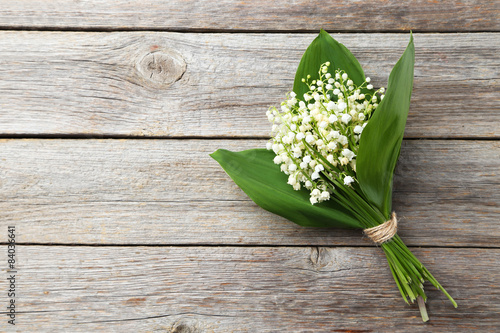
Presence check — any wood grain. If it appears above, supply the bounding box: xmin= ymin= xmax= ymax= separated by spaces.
xmin=0 ymin=32 xmax=498 ymax=138
xmin=0 ymin=139 xmax=497 ymax=247
xmin=2 ymin=246 xmax=498 ymax=332
xmin=0 ymin=0 xmax=498 ymax=32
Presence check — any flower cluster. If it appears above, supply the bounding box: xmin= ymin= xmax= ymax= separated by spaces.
xmin=266 ymin=62 xmax=385 ymax=204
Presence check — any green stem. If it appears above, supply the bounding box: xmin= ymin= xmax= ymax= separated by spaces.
xmin=417 ymin=296 xmax=429 ymax=322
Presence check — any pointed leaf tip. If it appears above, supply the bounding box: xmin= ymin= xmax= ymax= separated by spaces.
xmin=356 ymin=34 xmax=415 ymax=217
xmin=293 ymin=30 xmax=365 ymax=101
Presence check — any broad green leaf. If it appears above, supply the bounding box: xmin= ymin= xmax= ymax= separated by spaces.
xmin=356 ymin=35 xmax=415 ymax=218
xmin=211 ymin=148 xmax=362 ymax=229
xmin=293 ymin=29 xmax=366 ymax=100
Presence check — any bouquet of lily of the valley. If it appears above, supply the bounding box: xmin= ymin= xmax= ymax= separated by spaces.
xmin=211 ymin=30 xmax=456 ymax=321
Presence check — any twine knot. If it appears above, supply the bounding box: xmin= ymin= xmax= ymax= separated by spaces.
xmin=364 ymin=212 xmax=398 ymax=244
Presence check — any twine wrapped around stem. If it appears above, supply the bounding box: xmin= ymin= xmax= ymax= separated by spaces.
xmin=364 ymin=212 xmax=398 ymax=244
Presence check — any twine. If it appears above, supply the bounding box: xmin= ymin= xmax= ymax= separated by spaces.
xmin=364 ymin=212 xmax=398 ymax=244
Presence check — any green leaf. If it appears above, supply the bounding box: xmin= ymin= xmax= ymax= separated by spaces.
xmin=211 ymin=148 xmax=362 ymax=229
xmin=293 ymin=29 xmax=366 ymax=100
xmin=356 ymin=34 xmax=415 ymax=218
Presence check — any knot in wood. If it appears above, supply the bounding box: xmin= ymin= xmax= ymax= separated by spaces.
xmin=137 ymin=48 xmax=186 ymax=88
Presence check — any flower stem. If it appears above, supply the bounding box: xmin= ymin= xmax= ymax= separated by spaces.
xmin=417 ymin=296 xmax=429 ymax=322
xmin=380 ymin=235 xmax=457 ymax=319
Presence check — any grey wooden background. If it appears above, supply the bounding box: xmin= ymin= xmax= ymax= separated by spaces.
xmin=0 ymin=1 xmax=499 ymax=332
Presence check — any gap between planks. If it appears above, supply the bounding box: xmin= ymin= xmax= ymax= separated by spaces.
xmin=1 ymin=243 xmax=499 ymax=250
xmin=1 ymin=27 xmax=500 ymax=34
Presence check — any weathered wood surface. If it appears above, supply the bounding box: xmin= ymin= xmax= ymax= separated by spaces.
xmin=1 ymin=139 xmax=498 ymax=247
xmin=0 ymin=32 xmax=498 ymax=138
xmin=1 ymin=246 xmax=498 ymax=332
xmin=0 ymin=0 xmax=498 ymax=32
xmin=1 ymin=3 xmax=498 ymax=330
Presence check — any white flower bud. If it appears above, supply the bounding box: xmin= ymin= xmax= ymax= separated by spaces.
xmin=329 ymin=130 xmax=340 ymax=139
xmin=344 ymin=176 xmax=355 ymax=185
xmin=338 ymin=135 xmax=348 ymax=146
xmin=303 ymin=155 xmax=312 ymax=163
xmin=319 ymin=121 xmax=328 ymax=129
xmin=365 ymin=77 xmax=371 ymax=83
xmin=338 ymin=102 xmax=347 ymax=111
xmin=341 ymin=114 xmax=352 ymax=124
xmin=342 ymin=148 xmax=356 ymax=161
xmin=354 ymin=125 xmax=363 ymax=134
xmin=320 ymin=191 xmax=330 ymax=200
xmin=367 ymin=84 xmax=373 ymax=90
xmin=342 ymin=73 xmax=348 ymax=80
xmin=328 ymin=115 xmax=338 ymax=123
xmin=315 ymin=164 xmax=324 ymax=172
xmin=305 ymin=134 xmax=315 ymax=143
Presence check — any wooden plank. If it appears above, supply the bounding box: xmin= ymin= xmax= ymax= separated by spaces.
xmin=0 ymin=32 xmax=498 ymax=138
xmin=0 ymin=0 xmax=498 ymax=32
xmin=0 ymin=139 xmax=498 ymax=247
xmin=2 ymin=246 xmax=498 ymax=331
